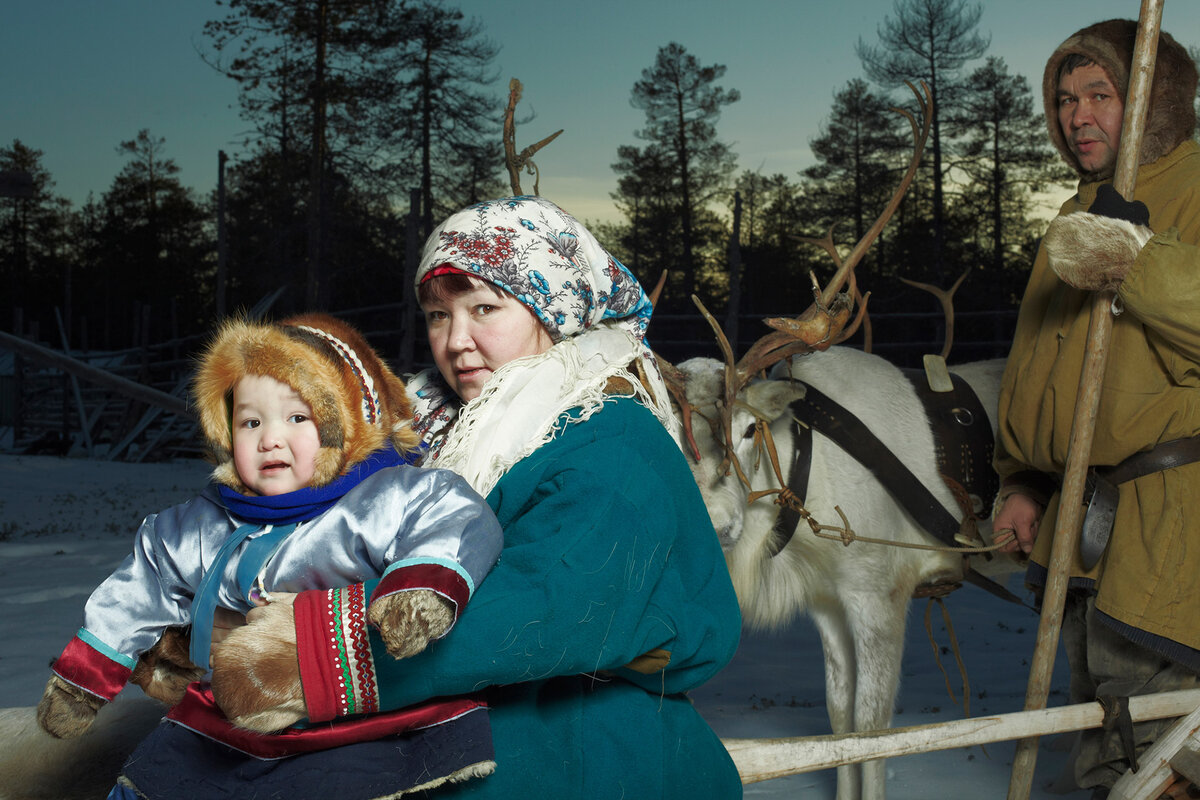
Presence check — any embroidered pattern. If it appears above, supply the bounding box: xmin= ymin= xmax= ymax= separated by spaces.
xmin=295 ymin=325 xmax=381 ymax=424
xmin=322 ymin=584 xmax=378 ymax=716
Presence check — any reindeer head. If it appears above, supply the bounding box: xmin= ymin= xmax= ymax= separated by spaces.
xmin=677 ymin=357 xmax=808 ymax=551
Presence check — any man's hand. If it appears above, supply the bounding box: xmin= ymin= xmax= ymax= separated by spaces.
xmin=994 ymin=492 xmax=1044 ymax=556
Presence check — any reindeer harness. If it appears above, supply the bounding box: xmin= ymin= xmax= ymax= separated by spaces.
xmin=761 ymin=371 xmax=1025 ymax=607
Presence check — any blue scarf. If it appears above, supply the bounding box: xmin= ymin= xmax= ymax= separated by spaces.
xmin=217 ymin=447 xmax=419 ymax=525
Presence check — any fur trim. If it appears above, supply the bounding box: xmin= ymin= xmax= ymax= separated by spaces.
xmin=1044 ymin=211 xmax=1154 ymax=291
xmin=1043 ymin=19 xmax=1198 ymax=180
xmin=192 ymin=312 xmax=420 ymax=493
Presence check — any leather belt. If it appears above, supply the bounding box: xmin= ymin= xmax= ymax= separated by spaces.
xmin=1079 ymin=435 xmax=1200 ymax=569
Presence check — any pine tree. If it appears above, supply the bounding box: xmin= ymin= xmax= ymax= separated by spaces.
xmin=0 ymin=140 xmax=72 ymax=338
xmin=950 ymin=56 xmax=1068 ymax=284
xmin=856 ymin=0 xmax=989 ymax=281
xmin=616 ymin=43 xmax=740 ymax=310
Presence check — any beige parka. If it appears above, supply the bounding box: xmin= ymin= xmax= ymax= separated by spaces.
xmin=995 ymin=19 xmax=1200 ymax=666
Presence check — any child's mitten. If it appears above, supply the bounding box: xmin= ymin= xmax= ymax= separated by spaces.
xmin=129 ymin=627 xmax=205 ymax=706
xmin=368 ymin=589 xmax=455 ymax=660
xmin=37 ymin=674 xmax=106 ymax=739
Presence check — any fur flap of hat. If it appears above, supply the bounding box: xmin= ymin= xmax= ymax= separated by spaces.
xmin=192 ymin=312 xmax=419 ymax=494
xmin=1043 ymin=19 xmax=1198 ymax=180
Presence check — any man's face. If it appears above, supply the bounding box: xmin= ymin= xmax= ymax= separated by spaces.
xmin=1057 ymin=63 xmax=1125 ymax=174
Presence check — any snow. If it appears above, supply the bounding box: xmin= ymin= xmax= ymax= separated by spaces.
xmin=0 ymin=453 xmax=1090 ymax=798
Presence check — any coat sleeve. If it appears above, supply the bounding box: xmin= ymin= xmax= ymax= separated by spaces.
xmin=52 ymin=496 xmax=219 ymax=700
xmin=1120 ymin=229 xmax=1200 ymax=371
xmin=296 ymin=400 xmax=742 ymax=720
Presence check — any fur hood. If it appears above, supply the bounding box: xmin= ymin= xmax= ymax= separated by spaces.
xmin=1043 ymin=18 xmax=1198 ymax=181
xmin=192 ymin=312 xmax=419 ymax=494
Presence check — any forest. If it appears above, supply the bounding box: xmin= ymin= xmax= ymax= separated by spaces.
xmin=7 ymin=0 xmax=1189 ymax=363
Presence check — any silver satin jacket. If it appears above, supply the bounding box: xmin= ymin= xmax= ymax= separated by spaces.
xmin=75 ymin=465 xmax=501 ymax=673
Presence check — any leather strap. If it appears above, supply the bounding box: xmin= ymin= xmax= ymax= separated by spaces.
xmin=768 ymin=415 xmax=812 ymax=556
xmin=1099 ymin=436 xmax=1200 ymax=485
xmin=786 ymin=381 xmax=1029 ymax=608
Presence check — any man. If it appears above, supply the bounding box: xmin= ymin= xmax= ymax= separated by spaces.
xmin=993 ymin=19 xmax=1200 ymax=800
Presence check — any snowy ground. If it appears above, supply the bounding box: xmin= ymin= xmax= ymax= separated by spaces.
xmin=0 ymin=454 xmax=1091 ymax=798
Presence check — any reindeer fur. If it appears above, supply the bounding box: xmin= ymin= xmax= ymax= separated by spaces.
xmin=680 ymin=345 xmax=1009 ymax=800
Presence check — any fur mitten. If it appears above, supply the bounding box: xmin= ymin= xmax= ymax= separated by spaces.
xmin=1044 ymin=210 xmax=1154 ymax=292
xmin=129 ymin=627 xmax=205 ymax=706
xmin=210 ymin=601 xmax=306 ymax=733
xmin=368 ymin=589 xmax=455 ymax=660
xmin=37 ymin=674 xmax=106 ymax=739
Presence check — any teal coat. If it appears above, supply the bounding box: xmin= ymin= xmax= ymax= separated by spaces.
xmin=364 ymin=397 xmax=744 ymax=798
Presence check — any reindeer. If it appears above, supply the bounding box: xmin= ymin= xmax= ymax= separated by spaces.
xmin=665 ymin=84 xmax=1019 ymax=800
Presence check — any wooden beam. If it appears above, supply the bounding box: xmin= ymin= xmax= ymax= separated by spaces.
xmin=722 ymin=689 xmax=1200 ymax=785
xmin=0 ymin=329 xmax=191 ymax=418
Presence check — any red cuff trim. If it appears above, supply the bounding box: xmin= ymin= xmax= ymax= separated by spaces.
xmin=168 ymin=682 xmax=487 ymax=760
xmin=296 ymin=585 xmax=378 ymax=723
xmin=370 ymin=563 xmax=471 ymax=621
xmin=52 ymin=636 xmax=132 ymax=701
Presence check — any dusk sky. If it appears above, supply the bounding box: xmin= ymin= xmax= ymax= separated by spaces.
xmin=4 ymin=1 xmax=1199 ymax=224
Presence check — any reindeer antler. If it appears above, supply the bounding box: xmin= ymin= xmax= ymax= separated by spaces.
xmin=692 ymin=80 xmax=933 ymax=472
xmin=504 ymin=78 xmax=564 ymax=196
xmin=899 ymin=266 xmax=972 ymax=360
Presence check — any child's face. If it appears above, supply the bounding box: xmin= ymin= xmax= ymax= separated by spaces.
xmin=231 ymin=374 xmax=321 ymax=496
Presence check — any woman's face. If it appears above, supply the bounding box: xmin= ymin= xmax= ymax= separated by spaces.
xmin=423 ymin=281 xmax=555 ymax=402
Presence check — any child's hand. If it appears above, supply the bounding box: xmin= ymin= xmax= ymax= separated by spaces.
xmin=36 ymin=674 xmax=106 ymax=739
xmin=368 ymin=589 xmax=455 ymax=660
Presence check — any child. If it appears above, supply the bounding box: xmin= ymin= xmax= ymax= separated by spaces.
xmin=36 ymin=313 xmax=502 ymax=793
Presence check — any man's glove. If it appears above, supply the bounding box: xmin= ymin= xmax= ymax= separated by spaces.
xmin=37 ymin=674 xmax=106 ymax=739
xmin=1044 ymin=186 xmax=1154 ymax=293
xmin=129 ymin=627 xmax=205 ymax=706
xmin=368 ymin=589 xmax=455 ymax=660
xmin=1089 ymin=183 xmax=1150 ymax=226
xmin=210 ymin=601 xmax=306 ymax=733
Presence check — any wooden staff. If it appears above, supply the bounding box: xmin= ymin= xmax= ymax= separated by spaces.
xmin=1007 ymin=2 xmax=1164 ymax=797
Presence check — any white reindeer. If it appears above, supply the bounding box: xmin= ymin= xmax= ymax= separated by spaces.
xmin=678 ymin=346 xmax=1010 ymax=800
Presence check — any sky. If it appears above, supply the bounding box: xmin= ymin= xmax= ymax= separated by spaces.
xmin=0 ymin=451 xmax=1092 ymax=798
xmin=3 ymin=0 xmax=1200 ymax=225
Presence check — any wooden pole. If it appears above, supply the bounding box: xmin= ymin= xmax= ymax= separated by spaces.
xmin=720 ymin=688 xmax=1200 ymax=785
xmin=1007 ymin=3 xmax=1164 ymax=797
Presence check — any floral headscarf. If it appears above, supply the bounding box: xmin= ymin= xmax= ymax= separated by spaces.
xmin=416 ymin=195 xmax=653 ymax=343
xmin=408 ymin=196 xmax=680 ymax=495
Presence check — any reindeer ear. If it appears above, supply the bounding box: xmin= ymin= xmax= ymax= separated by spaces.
xmin=743 ymin=380 xmax=806 ymax=422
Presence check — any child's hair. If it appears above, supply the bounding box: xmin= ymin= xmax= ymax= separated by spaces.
xmin=192 ymin=312 xmax=419 ymax=494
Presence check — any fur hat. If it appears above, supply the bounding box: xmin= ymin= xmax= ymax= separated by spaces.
xmin=192 ymin=312 xmax=419 ymax=494
xmin=1043 ymin=19 xmax=1198 ymax=181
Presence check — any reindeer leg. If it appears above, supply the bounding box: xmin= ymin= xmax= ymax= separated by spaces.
xmin=810 ymin=602 xmax=863 ymax=800
xmin=848 ymin=587 xmax=913 ymax=800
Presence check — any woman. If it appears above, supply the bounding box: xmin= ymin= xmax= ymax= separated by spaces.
xmin=118 ymin=196 xmax=744 ymax=799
